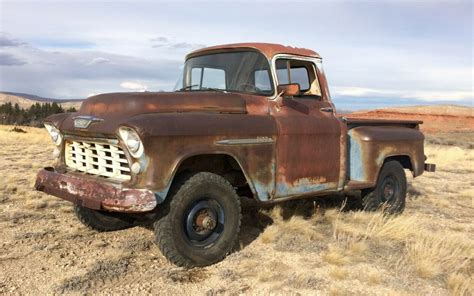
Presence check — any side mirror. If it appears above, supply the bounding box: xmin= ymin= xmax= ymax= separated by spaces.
xmin=277 ymin=83 xmax=300 ymax=97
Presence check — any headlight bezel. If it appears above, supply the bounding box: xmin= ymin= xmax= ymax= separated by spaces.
xmin=118 ymin=127 xmax=144 ymax=158
xmin=44 ymin=122 xmax=63 ymax=146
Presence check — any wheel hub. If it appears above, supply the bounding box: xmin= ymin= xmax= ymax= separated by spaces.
xmin=383 ymin=184 xmax=395 ymax=199
xmin=194 ymin=210 xmax=217 ymax=231
xmin=184 ymin=199 xmax=224 ymax=247
xmin=381 ymin=176 xmax=398 ymax=202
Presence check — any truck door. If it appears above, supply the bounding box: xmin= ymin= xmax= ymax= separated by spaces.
xmin=271 ymin=57 xmax=342 ymax=198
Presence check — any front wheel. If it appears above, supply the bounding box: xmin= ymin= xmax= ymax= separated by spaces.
xmin=361 ymin=160 xmax=407 ymax=214
xmin=154 ymin=172 xmax=241 ymax=268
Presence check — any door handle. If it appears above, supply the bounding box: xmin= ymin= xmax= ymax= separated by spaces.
xmin=320 ymin=107 xmax=334 ymax=113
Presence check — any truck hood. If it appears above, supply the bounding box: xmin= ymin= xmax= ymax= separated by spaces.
xmin=79 ymin=91 xmax=247 ymax=117
xmin=58 ymin=91 xmax=249 ymax=136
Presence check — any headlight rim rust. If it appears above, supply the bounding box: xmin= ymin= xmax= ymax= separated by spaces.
xmin=44 ymin=122 xmax=63 ymax=146
xmin=118 ymin=126 xmax=144 ymax=159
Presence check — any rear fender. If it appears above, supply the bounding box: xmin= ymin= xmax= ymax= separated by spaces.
xmin=347 ymin=126 xmax=425 ymax=185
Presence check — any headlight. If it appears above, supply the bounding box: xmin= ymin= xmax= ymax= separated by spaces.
xmin=44 ymin=123 xmax=62 ymax=146
xmin=119 ymin=127 xmax=144 ymax=158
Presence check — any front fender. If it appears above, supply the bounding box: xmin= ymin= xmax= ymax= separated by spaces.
xmin=44 ymin=112 xmax=73 ymax=129
xmin=124 ymin=113 xmax=278 ymax=202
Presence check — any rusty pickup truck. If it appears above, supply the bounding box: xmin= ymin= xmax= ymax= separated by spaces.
xmin=35 ymin=43 xmax=435 ymax=267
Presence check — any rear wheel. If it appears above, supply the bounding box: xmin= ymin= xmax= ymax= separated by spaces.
xmin=361 ymin=160 xmax=407 ymax=214
xmin=74 ymin=204 xmax=136 ymax=232
xmin=154 ymin=172 xmax=241 ymax=267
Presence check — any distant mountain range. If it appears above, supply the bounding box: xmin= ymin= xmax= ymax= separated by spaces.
xmin=0 ymin=91 xmax=83 ymax=110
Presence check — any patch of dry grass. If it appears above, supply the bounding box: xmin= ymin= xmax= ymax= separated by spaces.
xmin=447 ymin=273 xmax=472 ymax=296
xmin=328 ymin=266 xmax=349 ymax=280
xmin=406 ymin=235 xmax=472 ymax=279
xmin=249 ymin=141 xmax=473 ymax=294
xmin=0 ymin=126 xmax=472 ymax=295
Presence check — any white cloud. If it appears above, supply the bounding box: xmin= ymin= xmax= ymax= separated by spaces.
xmin=0 ymin=37 xmax=181 ymax=98
xmin=402 ymin=91 xmax=474 ymax=102
xmin=87 ymin=57 xmax=110 ymax=65
xmin=333 ymin=86 xmax=473 ymax=102
xmin=332 ymin=87 xmax=396 ymax=97
xmin=150 ymin=36 xmax=205 ymax=50
xmin=120 ymin=81 xmax=148 ymax=91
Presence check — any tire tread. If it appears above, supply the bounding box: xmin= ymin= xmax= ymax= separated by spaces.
xmin=153 ymin=172 xmax=241 ymax=268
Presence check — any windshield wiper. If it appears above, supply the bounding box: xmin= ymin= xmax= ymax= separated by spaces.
xmin=177 ymin=85 xmax=227 ymax=93
xmin=177 ymin=84 xmax=199 ymax=91
xmin=201 ymin=87 xmax=227 ymax=93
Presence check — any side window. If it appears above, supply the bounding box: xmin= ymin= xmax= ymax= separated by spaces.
xmin=254 ymin=70 xmax=272 ymax=91
xmin=191 ymin=67 xmax=226 ymax=89
xmin=275 ymin=59 xmax=321 ymax=97
xmin=290 ymin=67 xmax=310 ymax=91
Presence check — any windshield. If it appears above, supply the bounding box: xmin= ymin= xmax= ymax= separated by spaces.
xmin=175 ymin=51 xmax=274 ymax=96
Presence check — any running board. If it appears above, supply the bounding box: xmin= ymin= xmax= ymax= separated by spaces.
xmin=344 ymin=180 xmax=374 ymax=192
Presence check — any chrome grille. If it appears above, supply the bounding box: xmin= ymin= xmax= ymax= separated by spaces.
xmin=65 ymin=139 xmax=131 ymax=181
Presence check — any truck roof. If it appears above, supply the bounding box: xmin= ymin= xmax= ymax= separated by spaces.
xmin=186 ymin=42 xmax=321 ymax=60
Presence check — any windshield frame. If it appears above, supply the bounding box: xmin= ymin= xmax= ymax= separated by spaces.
xmin=178 ymin=49 xmax=276 ymax=97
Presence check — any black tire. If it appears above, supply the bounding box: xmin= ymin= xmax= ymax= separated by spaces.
xmin=74 ymin=204 xmax=136 ymax=232
xmin=361 ymin=160 xmax=407 ymax=214
xmin=154 ymin=172 xmax=241 ymax=268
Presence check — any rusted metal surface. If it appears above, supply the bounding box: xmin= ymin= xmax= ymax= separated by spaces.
xmin=347 ymin=126 xmax=425 ymax=187
xmin=44 ymin=112 xmax=72 ymax=129
xmin=38 ymin=43 xmax=433 ymax=212
xmin=35 ymin=167 xmax=157 ymax=212
xmin=344 ymin=117 xmax=423 ymax=128
xmin=269 ymin=98 xmax=342 ymax=197
xmin=126 ymin=111 xmax=278 ymax=202
xmin=187 ymin=42 xmax=321 ymax=60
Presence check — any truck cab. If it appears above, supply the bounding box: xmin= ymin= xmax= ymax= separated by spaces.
xmin=35 ymin=43 xmax=435 ymax=267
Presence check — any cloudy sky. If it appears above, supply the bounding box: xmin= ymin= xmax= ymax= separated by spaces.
xmin=0 ymin=0 xmax=472 ymax=110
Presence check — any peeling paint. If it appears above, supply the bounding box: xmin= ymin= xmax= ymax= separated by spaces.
xmin=35 ymin=168 xmax=156 ymax=213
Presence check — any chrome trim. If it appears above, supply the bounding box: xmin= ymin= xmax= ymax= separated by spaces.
xmin=73 ymin=115 xmax=104 ymax=129
xmin=269 ymin=54 xmax=323 ymax=101
xmin=63 ymin=135 xmax=119 ymax=145
xmin=216 ymin=137 xmax=275 ymax=145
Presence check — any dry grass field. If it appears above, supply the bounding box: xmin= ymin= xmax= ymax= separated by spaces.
xmin=0 ymin=125 xmax=472 ymax=295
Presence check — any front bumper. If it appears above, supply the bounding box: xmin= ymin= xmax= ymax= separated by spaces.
xmin=35 ymin=167 xmax=157 ymax=213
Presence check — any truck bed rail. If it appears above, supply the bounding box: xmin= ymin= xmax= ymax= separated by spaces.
xmin=341 ymin=117 xmax=423 ymax=129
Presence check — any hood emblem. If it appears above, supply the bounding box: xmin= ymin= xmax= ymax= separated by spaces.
xmin=73 ymin=116 xmax=104 ymax=129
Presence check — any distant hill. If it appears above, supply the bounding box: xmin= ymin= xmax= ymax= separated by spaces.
xmin=345 ymin=104 xmax=474 ymax=133
xmin=350 ymin=104 xmax=473 ymax=117
xmin=0 ymin=91 xmax=83 ymax=110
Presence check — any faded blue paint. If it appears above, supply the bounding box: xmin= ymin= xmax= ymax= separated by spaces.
xmin=250 ymin=158 xmax=276 ymax=201
xmin=253 ymin=181 xmax=271 ymax=201
xmin=347 ymin=129 xmax=366 ymax=181
xmin=155 ymin=182 xmax=172 ymax=204
xmin=275 ymin=182 xmax=332 ymax=197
